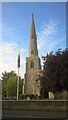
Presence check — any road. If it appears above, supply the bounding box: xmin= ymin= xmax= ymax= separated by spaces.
xmin=2 ymin=109 xmax=67 ymax=120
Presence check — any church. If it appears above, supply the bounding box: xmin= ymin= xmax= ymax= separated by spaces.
xmin=23 ymin=14 xmax=41 ymax=95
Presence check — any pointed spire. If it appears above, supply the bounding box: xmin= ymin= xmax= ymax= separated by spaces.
xmin=29 ymin=14 xmax=38 ymax=57
xmin=30 ymin=14 xmax=36 ymax=39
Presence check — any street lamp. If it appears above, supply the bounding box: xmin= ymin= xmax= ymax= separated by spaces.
xmin=37 ymin=80 xmax=40 ymax=97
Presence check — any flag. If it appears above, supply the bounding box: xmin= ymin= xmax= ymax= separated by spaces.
xmin=17 ymin=53 xmax=20 ymax=68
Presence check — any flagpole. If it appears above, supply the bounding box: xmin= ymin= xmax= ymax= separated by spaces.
xmin=17 ymin=42 xmax=20 ymax=100
xmin=17 ymin=68 xmax=19 ymax=100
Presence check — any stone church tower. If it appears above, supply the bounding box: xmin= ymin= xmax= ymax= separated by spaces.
xmin=24 ymin=14 xmax=41 ymax=95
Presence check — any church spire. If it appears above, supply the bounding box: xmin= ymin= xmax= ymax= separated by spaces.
xmin=29 ymin=14 xmax=38 ymax=57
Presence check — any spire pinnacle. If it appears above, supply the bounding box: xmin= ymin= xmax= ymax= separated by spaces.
xmin=32 ymin=13 xmax=33 ymax=18
xmin=29 ymin=15 xmax=38 ymax=57
xmin=32 ymin=13 xmax=34 ymax=20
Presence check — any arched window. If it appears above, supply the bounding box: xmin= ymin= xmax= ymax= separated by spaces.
xmin=30 ymin=61 xmax=34 ymax=68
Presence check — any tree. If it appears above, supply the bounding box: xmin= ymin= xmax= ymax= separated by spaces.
xmin=60 ymin=48 xmax=68 ymax=91
xmin=40 ymin=48 xmax=68 ymax=97
xmin=2 ymin=71 xmax=22 ymax=99
xmin=6 ymin=76 xmax=17 ymax=97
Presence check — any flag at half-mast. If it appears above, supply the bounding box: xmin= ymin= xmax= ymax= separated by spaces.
xmin=17 ymin=53 xmax=20 ymax=68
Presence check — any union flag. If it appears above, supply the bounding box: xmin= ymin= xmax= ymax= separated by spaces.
xmin=17 ymin=53 xmax=20 ymax=68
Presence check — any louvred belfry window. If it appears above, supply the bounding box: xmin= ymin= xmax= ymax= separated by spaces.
xmin=30 ymin=61 xmax=34 ymax=68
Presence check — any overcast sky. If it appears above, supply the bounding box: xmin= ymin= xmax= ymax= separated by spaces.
xmin=0 ymin=2 xmax=66 ymax=78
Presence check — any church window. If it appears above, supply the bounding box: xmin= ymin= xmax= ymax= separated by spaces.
xmin=32 ymin=35 xmax=33 ymax=38
xmin=30 ymin=61 xmax=34 ymax=68
xmin=31 ymin=50 xmax=33 ymax=55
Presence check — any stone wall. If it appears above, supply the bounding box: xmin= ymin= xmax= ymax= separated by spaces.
xmin=2 ymin=100 xmax=67 ymax=111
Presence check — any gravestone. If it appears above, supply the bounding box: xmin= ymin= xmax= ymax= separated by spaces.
xmin=48 ymin=92 xmax=54 ymax=99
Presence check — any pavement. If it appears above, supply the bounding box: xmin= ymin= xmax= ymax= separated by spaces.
xmin=2 ymin=109 xmax=67 ymax=120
